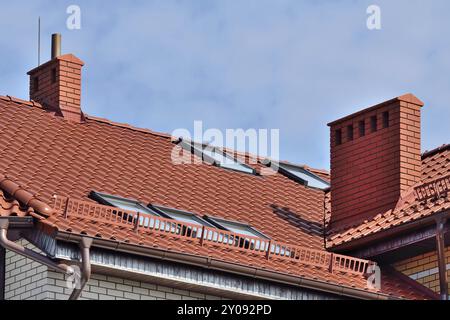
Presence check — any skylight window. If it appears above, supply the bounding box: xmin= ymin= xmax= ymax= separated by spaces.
xmin=90 ymin=191 xmax=160 ymax=216
xmin=179 ymin=140 xmax=256 ymax=175
xmin=151 ymin=205 xmax=214 ymax=227
xmin=277 ymin=164 xmax=330 ymax=190
xmin=204 ymin=216 xmax=269 ymax=239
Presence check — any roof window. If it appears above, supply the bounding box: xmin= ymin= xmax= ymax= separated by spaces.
xmin=151 ymin=205 xmax=214 ymax=227
xmin=277 ymin=163 xmax=330 ymax=190
xmin=204 ymin=216 xmax=269 ymax=239
xmin=90 ymin=191 xmax=160 ymax=216
xmin=179 ymin=140 xmax=256 ymax=175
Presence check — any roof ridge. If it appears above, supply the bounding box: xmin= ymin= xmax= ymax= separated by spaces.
xmin=85 ymin=115 xmax=174 ymax=139
xmin=86 ymin=118 xmax=329 ymax=175
xmin=0 ymin=95 xmax=44 ymax=109
xmin=0 ymin=97 xmax=174 ymax=140
xmin=1 ymin=95 xmax=328 ymax=174
xmin=422 ymin=143 xmax=450 ymax=159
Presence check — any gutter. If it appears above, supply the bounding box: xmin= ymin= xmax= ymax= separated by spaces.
xmin=56 ymin=231 xmax=392 ymax=300
xmin=0 ymin=218 xmax=91 ymax=300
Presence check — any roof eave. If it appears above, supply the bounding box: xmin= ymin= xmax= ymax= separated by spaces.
xmin=53 ymin=229 xmax=396 ymax=300
xmin=328 ymin=209 xmax=450 ymax=252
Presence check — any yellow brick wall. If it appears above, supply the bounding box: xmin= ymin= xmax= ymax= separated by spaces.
xmin=393 ymin=247 xmax=450 ymax=295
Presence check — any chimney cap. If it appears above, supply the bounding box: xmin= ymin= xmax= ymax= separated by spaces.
xmin=51 ymin=33 xmax=62 ymax=59
xmin=327 ymin=93 xmax=424 ymax=127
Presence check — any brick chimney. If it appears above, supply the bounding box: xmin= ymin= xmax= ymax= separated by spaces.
xmin=27 ymin=34 xmax=85 ymax=123
xmin=328 ymin=94 xmax=424 ymax=230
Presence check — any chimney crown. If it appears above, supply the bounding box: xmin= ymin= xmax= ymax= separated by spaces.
xmin=328 ymin=94 xmax=424 ymax=230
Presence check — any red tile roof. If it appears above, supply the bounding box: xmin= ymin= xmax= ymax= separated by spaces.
xmin=0 ymin=95 xmax=435 ymax=299
xmin=326 ymin=144 xmax=450 ymax=249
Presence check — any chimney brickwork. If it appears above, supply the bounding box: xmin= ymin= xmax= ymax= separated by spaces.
xmin=27 ymin=35 xmax=84 ymax=123
xmin=328 ymin=94 xmax=424 ymax=230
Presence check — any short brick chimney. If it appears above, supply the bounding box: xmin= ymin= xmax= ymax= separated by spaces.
xmin=328 ymin=94 xmax=424 ymax=230
xmin=27 ymin=34 xmax=84 ymax=123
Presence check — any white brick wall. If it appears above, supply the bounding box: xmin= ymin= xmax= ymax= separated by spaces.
xmin=47 ymin=272 xmax=224 ymax=300
xmin=4 ymin=239 xmax=224 ymax=300
xmin=4 ymin=240 xmax=49 ymax=300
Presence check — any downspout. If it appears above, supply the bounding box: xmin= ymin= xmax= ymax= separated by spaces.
xmin=69 ymin=237 xmax=92 ymax=300
xmin=435 ymin=215 xmax=448 ymax=300
xmin=0 ymin=218 xmax=73 ymax=275
xmin=0 ymin=218 xmax=92 ymax=300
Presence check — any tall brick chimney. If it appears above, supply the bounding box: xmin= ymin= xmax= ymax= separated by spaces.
xmin=328 ymin=94 xmax=424 ymax=230
xmin=27 ymin=34 xmax=85 ymax=123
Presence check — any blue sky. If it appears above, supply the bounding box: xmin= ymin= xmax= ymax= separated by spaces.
xmin=1 ymin=0 xmax=449 ymax=170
